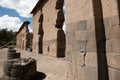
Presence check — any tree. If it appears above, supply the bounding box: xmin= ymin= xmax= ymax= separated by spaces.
xmin=0 ymin=29 xmax=17 ymax=47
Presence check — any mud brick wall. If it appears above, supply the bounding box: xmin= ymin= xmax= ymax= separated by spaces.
xmin=16 ymin=21 xmax=30 ymax=50
xmin=32 ymin=0 xmax=65 ymax=57
xmin=65 ymin=0 xmax=120 ymax=80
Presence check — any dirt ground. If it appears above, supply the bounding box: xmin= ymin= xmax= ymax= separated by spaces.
xmin=0 ymin=48 xmax=70 ymax=80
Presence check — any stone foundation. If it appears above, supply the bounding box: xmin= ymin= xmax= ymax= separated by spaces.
xmin=7 ymin=49 xmax=20 ymax=60
xmin=3 ymin=58 xmax=37 ymax=80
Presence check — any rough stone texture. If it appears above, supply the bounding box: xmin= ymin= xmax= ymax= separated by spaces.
xmin=82 ymin=66 xmax=98 ymax=80
xmin=65 ymin=0 xmax=120 ymax=80
xmin=109 ymin=68 xmax=120 ymax=80
xmin=31 ymin=0 xmax=65 ymax=57
xmin=16 ymin=21 xmax=30 ymax=50
xmin=7 ymin=49 xmax=20 ymax=60
xmin=3 ymin=58 xmax=37 ymax=80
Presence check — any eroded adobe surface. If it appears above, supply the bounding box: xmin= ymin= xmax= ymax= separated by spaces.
xmin=31 ymin=0 xmax=65 ymax=57
xmin=65 ymin=0 xmax=120 ymax=80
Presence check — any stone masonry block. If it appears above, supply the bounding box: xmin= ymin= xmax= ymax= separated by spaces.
xmin=75 ymin=52 xmax=85 ymax=67
xmin=109 ymin=68 xmax=120 ymax=80
xmin=107 ymin=53 xmax=120 ymax=70
xmin=86 ymin=29 xmax=96 ymax=41
xmin=110 ymin=39 xmax=120 ymax=53
xmin=104 ymin=17 xmax=110 ymax=28
xmin=66 ymin=31 xmax=75 ymax=41
xmin=66 ymin=23 xmax=77 ymax=32
xmin=66 ymin=41 xmax=74 ymax=52
xmin=66 ymin=20 xmax=87 ymax=33
xmin=105 ymin=26 xmax=120 ymax=40
xmin=86 ymin=40 xmax=97 ymax=52
xmin=85 ymin=52 xmax=98 ymax=68
xmin=75 ymin=31 xmax=87 ymax=41
xmin=3 ymin=58 xmax=37 ymax=80
xmin=74 ymin=41 xmax=87 ymax=52
xmin=106 ymin=40 xmax=112 ymax=53
xmin=80 ymin=20 xmax=87 ymax=30
xmin=108 ymin=16 xmax=119 ymax=27
xmin=106 ymin=39 xmax=120 ymax=53
xmin=82 ymin=66 xmax=98 ymax=80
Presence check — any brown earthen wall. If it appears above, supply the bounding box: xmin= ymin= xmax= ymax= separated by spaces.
xmin=32 ymin=0 xmax=65 ymax=57
xmin=65 ymin=0 xmax=120 ymax=80
xmin=16 ymin=22 xmax=29 ymax=50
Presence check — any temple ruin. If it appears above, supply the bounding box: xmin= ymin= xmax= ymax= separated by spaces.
xmin=15 ymin=0 xmax=120 ymax=80
xmin=3 ymin=48 xmax=37 ymax=80
xmin=65 ymin=0 xmax=120 ymax=80
xmin=31 ymin=0 xmax=65 ymax=57
xmin=16 ymin=21 xmax=30 ymax=50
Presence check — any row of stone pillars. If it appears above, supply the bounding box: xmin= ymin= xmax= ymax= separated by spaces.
xmin=3 ymin=47 xmax=37 ymax=80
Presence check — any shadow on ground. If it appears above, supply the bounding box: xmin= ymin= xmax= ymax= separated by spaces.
xmin=33 ymin=71 xmax=46 ymax=80
xmin=0 ymin=72 xmax=46 ymax=80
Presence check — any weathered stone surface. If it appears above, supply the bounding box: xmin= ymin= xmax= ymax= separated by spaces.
xmin=7 ymin=49 xmax=20 ymax=60
xmin=7 ymin=52 xmax=20 ymax=60
xmin=74 ymin=41 xmax=87 ymax=53
xmin=16 ymin=21 xmax=30 ymax=50
xmin=106 ymin=39 xmax=120 ymax=53
xmin=86 ymin=40 xmax=97 ymax=52
xmin=66 ymin=32 xmax=75 ymax=41
xmin=109 ymin=68 xmax=120 ymax=80
xmin=31 ymin=0 xmax=65 ymax=57
xmin=75 ymin=31 xmax=87 ymax=41
xmin=30 ymin=0 xmax=120 ymax=80
xmin=3 ymin=58 xmax=37 ymax=80
xmin=85 ymin=52 xmax=98 ymax=68
xmin=107 ymin=54 xmax=120 ymax=70
xmin=82 ymin=66 xmax=98 ymax=80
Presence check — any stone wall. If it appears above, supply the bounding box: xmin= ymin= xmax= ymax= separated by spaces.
xmin=3 ymin=48 xmax=37 ymax=80
xmin=16 ymin=21 xmax=30 ymax=50
xmin=31 ymin=0 xmax=65 ymax=57
xmin=65 ymin=0 xmax=120 ymax=80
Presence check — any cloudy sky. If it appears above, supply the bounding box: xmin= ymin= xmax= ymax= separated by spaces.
xmin=0 ymin=0 xmax=39 ymax=32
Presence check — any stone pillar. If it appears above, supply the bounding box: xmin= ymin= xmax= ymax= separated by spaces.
xmin=3 ymin=58 xmax=37 ymax=80
xmin=7 ymin=49 xmax=20 ymax=60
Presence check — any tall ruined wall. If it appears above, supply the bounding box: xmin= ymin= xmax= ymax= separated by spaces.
xmin=42 ymin=0 xmax=59 ymax=56
xmin=65 ymin=0 xmax=120 ymax=80
xmin=101 ymin=0 xmax=120 ymax=80
xmin=32 ymin=0 xmax=65 ymax=57
xmin=42 ymin=0 xmax=65 ymax=57
xmin=16 ymin=22 xmax=29 ymax=50
xmin=32 ymin=8 xmax=40 ymax=53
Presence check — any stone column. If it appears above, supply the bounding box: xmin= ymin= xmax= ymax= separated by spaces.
xmin=3 ymin=58 xmax=37 ymax=80
xmin=7 ymin=49 xmax=20 ymax=60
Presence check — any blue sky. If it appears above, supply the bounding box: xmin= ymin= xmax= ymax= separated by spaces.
xmin=0 ymin=0 xmax=39 ymax=32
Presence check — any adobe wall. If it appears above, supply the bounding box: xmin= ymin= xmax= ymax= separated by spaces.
xmin=101 ymin=0 xmax=120 ymax=80
xmin=32 ymin=0 xmax=65 ymax=57
xmin=65 ymin=0 xmax=120 ymax=80
xmin=32 ymin=8 xmax=40 ymax=53
xmin=16 ymin=22 xmax=29 ymax=50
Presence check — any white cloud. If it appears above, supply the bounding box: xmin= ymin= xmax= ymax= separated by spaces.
xmin=0 ymin=15 xmax=22 ymax=32
xmin=28 ymin=26 xmax=33 ymax=32
xmin=0 ymin=0 xmax=39 ymax=18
